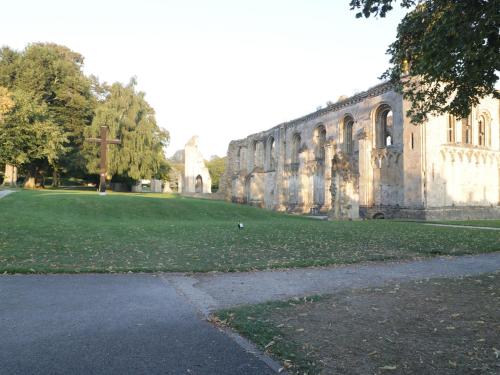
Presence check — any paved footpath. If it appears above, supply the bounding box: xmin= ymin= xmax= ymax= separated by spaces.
xmin=0 ymin=189 xmax=15 ymax=199
xmin=1 ymin=253 xmax=499 ymax=374
xmin=0 ymin=275 xmax=276 ymax=375
xmin=164 ymin=253 xmax=500 ymax=312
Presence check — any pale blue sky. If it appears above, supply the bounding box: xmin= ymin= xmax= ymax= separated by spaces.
xmin=1 ymin=0 xmax=407 ymax=157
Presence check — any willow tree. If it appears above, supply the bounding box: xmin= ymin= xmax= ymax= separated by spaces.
xmin=84 ymin=79 xmax=169 ymax=186
xmin=350 ymin=0 xmax=499 ymax=123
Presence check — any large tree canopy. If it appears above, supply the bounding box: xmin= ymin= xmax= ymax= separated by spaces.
xmin=0 ymin=43 xmax=95 ymax=185
xmin=350 ymin=0 xmax=499 ymax=123
xmin=84 ymin=79 xmax=169 ymax=182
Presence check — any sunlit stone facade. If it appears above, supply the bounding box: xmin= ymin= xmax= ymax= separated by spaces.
xmin=220 ymin=82 xmax=500 ymax=220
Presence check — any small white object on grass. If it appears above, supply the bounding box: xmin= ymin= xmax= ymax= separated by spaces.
xmin=238 ymin=223 xmax=244 ymax=229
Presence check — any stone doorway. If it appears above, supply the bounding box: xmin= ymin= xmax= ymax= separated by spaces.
xmin=195 ymin=175 xmax=203 ymax=193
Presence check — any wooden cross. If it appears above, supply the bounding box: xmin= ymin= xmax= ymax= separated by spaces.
xmin=86 ymin=126 xmax=121 ymax=193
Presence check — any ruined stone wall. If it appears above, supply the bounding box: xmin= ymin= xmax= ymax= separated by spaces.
xmin=424 ymin=96 xmax=500 ymax=208
xmin=220 ymin=83 xmax=500 ymax=219
xmin=183 ymin=136 xmax=212 ymax=194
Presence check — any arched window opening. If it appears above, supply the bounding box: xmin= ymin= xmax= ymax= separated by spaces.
xmin=478 ymin=116 xmax=485 ymax=146
xmin=462 ymin=116 xmax=472 ymax=145
xmin=291 ymin=133 xmax=301 ymax=164
xmin=251 ymin=141 xmax=258 ymax=168
xmin=343 ymin=116 xmax=354 ymax=154
xmin=267 ymin=136 xmax=275 ymax=170
xmin=375 ymin=105 xmax=393 ymax=148
xmin=314 ymin=125 xmax=326 ymax=160
xmin=478 ymin=114 xmax=490 ymax=147
xmin=236 ymin=148 xmax=241 ymax=170
xmin=447 ymin=115 xmax=456 ymax=143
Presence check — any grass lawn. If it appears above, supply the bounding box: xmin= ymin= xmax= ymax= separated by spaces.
xmin=215 ymin=272 xmax=500 ymax=374
xmin=431 ymin=220 xmax=500 ymax=228
xmin=0 ymin=189 xmax=499 ymax=273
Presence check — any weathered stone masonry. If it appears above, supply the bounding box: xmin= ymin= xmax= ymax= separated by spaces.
xmin=220 ymin=82 xmax=500 ymax=220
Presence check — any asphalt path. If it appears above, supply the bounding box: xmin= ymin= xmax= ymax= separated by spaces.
xmin=2 ymin=253 xmax=498 ymax=374
xmin=0 ymin=274 xmax=276 ymax=375
xmin=166 ymin=253 xmax=500 ymax=310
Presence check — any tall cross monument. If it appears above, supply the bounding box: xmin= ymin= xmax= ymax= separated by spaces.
xmin=86 ymin=126 xmax=121 ymax=193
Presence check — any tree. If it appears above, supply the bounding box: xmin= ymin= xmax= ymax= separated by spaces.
xmin=206 ymin=156 xmax=226 ymax=192
xmin=350 ymin=0 xmax=499 ymax=123
xmin=0 ymin=44 xmax=96 ymax=186
xmin=0 ymin=88 xmax=67 ymax=187
xmin=0 ymin=86 xmax=14 ymax=118
xmin=84 ymin=78 xmax=169 ymax=185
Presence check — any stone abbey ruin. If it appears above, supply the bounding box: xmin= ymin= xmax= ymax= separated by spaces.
xmin=220 ymin=82 xmax=500 ymax=220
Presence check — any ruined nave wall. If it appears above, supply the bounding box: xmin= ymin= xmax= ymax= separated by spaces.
xmin=221 ymin=84 xmax=500 ymax=219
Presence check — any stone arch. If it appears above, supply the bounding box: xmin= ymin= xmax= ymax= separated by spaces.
xmin=291 ymin=132 xmax=301 ymax=165
xmin=266 ymin=135 xmax=276 ymax=171
xmin=447 ymin=115 xmax=456 ymax=143
xmin=477 ymin=111 xmax=491 ymax=147
xmin=313 ymin=124 xmax=326 ymax=160
xmin=236 ymin=147 xmax=241 ymax=171
xmin=461 ymin=115 xmax=472 ymax=145
xmin=195 ymin=175 xmax=203 ymax=193
xmin=343 ymin=115 xmax=354 ymax=154
xmin=374 ymin=104 xmax=393 ymax=148
xmin=251 ymin=140 xmax=258 ymax=169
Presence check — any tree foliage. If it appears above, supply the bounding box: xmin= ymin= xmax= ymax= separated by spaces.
xmin=206 ymin=156 xmax=226 ymax=191
xmin=84 ymin=79 xmax=169 ymax=182
xmin=0 ymin=86 xmax=14 ymax=118
xmin=0 ymin=43 xmax=170 ymax=187
xmin=0 ymin=44 xmax=95 ymax=183
xmin=350 ymin=0 xmax=499 ymax=123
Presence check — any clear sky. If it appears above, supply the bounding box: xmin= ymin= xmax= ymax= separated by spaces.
xmin=1 ymin=0 xmax=407 ymax=158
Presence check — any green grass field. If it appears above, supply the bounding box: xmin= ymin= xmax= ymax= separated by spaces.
xmin=0 ymin=190 xmax=498 ymax=273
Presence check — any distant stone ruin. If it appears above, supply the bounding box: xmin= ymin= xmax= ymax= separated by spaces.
xmin=169 ymin=136 xmax=212 ymax=194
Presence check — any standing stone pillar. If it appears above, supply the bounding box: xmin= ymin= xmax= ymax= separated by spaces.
xmin=323 ymin=143 xmax=334 ymax=211
xmin=358 ymin=130 xmax=373 ymax=207
xmin=329 ymin=150 xmax=344 ymax=219
xmin=274 ymin=127 xmax=286 ymax=211
xmin=3 ymin=164 xmax=17 ymax=186
xmin=298 ymin=151 xmax=309 ymax=212
xmin=328 ymin=152 xmax=360 ymax=220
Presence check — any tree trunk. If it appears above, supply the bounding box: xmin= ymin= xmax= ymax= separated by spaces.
xmin=24 ymin=167 xmax=37 ymax=189
xmin=24 ymin=176 xmax=36 ymax=189
xmin=2 ymin=164 xmax=17 ymax=186
xmin=52 ymin=170 xmax=59 ymax=187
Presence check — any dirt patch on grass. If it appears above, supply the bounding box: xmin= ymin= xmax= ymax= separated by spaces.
xmin=216 ymin=272 xmax=500 ymax=374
